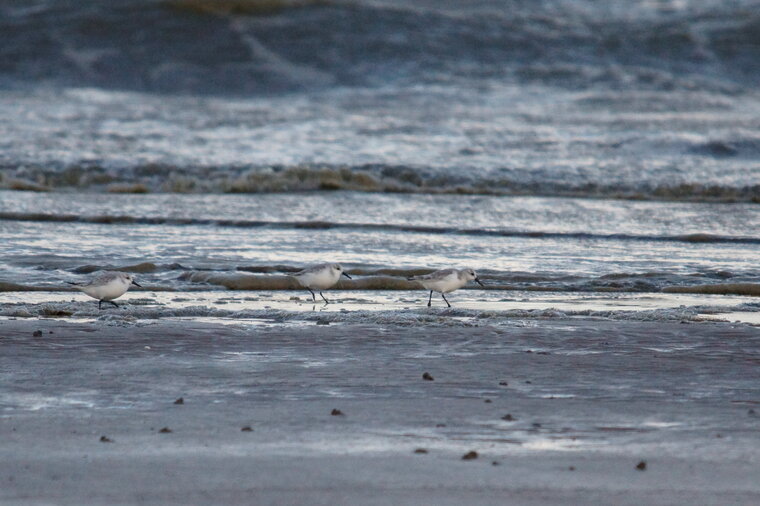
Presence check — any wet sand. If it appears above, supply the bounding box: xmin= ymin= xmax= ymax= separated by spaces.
xmin=1 ymin=317 xmax=759 ymax=505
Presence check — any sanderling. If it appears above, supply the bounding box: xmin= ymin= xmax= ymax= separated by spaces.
xmin=408 ymin=268 xmax=484 ymax=308
xmin=67 ymin=271 xmax=141 ymax=309
xmin=291 ymin=263 xmax=352 ymax=304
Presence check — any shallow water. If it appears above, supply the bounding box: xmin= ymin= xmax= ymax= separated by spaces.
xmin=1 ymin=191 xmax=758 ymax=303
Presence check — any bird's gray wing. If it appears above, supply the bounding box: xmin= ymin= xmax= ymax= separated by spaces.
xmin=294 ymin=263 xmax=328 ymax=276
xmin=411 ymin=268 xmax=456 ymax=281
xmin=86 ymin=271 xmax=121 ymax=287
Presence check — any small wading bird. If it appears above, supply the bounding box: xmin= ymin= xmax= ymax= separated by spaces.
xmin=291 ymin=263 xmax=352 ymax=304
xmin=67 ymin=271 xmax=141 ymax=309
xmin=408 ymin=268 xmax=485 ymax=308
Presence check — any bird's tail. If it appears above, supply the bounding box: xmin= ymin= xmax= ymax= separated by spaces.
xmin=66 ymin=281 xmax=84 ymax=288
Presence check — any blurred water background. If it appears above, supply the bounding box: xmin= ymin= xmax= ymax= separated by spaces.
xmin=0 ymin=0 xmax=758 ymax=306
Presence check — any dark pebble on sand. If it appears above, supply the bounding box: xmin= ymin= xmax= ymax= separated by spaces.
xmin=525 ymin=380 xmax=532 ymax=384
xmin=462 ymin=451 xmax=478 ymax=460
xmin=49 ymin=331 xmax=53 ymax=334
xmin=32 ymin=330 xmax=42 ymax=337
xmin=241 ymin=426 xmax=253 ymax=432
xmin=422 ymin=372 xmax=434 ymax=381
xmin=316 ymin=320 xmax=330 ymax=326
xmin=501 ymin=414 xmax=515 ymax=421
xmin=99 ymin=436 xmax=112 ymax=443
xmin=484 ymin=399 xmax=492 ymax=403
xmin=174 ymin=397 xmax=184 ymax=405
xmin=499 ymin=381 xmax=508 ymax=386
xmin=749 ymin=409 xmax=756 ymax=416
xmin=159 ymin=427 xmax=172 ymax=433
xmin=532 ymin=423 xmax=542 ymax=428
xmin=436 ymin=423 xmax=446 ymax=428
xmin=413 ymin=448 xmax=428 ymax=454
xmin=636 ymin=461 xmax=647 ymax=471
xmin=568 ymin=466 xmax=575 ymax=471
xmin=331 ymin=409 xmax=343 ymax=416
xmin=491 ymin=461 xmax=500 ymax=466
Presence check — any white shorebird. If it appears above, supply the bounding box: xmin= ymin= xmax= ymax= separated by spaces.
xmin=291 ymin=263 xmax=352 ymax=304
xmin=408 ymin=268 xmax=484 ymax=308
xmin=67 ymin=271 xmax=142 ymax=309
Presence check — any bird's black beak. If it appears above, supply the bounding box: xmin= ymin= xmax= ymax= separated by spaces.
xmin=475 ymin=278 xmax=485 ymax=287
xmin=132 ymin=280 xmax=142 ymax=287
xmin=342 ymin=272 xmax=352 ymax=280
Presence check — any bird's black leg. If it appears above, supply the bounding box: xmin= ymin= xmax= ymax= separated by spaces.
xmin=320 ymin=291 xmax=329 ymax=304
xmin=109 ymin=301 xmax=119 ymax=308
xmin=441 ymin=293 xmax=451 ymax=308
xmin=427 ymin=290 xmax=433 ymax=307
xmin=98 ymin=300 xmax=103 ymax=310
xmin=307 ymin=288 xmax=316 ymax=302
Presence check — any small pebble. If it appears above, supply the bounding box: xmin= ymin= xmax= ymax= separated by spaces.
xmin=636 ymin=461 xmax=647 ymax=471
xmin=532 ymin=423 xmax=542 ymax=428
xmin=99 ymin=436 xmax=112 ymax=443
xmin=32 ymin=330 xmax=42 ymax=337
xmin=413 ymin=448 xmax=428 ymax=454
xmin=491 ymin=461 xmax=500 ymax=466
xmin=462 ymin=451 xmax=478 ymax=460
xmin=159 ymin=427 xmax=172 ymax=433
xmin=241 ymin=426 xmax=253 ymax=432
xmin=435 ymin=423 xmax=446 ymax=428
xmin=173 ymin=397 xmax=184 ymax=405
xmin=484 ymin=399 xmax=492 ymax=404
xmin=331 ymin=409 xmax=343 ymax=416
xmin=568 ymin=466 xmax=575 ymax=471
xmin=498 ymin=381 xmax=508 ymax=386
xmin=501 ymin=414 xmax=515 ymax=421
xmin=422 ymin=372 xmax=434 ymax=381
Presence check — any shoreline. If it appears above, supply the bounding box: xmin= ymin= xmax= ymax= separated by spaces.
xmin=1 ymin=290 xmax=759 ymax=325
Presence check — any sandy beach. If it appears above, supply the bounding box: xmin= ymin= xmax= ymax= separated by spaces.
xmin=2 ymin=317 xmax=759 ymax=505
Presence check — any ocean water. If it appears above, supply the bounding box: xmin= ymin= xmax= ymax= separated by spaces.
xmin=0 ymin=0 xmax=759 ymax=323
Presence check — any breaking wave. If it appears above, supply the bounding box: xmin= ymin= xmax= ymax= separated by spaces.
xmin=663 ymin=283 xmax=760 ymax=297
xmin=2 ymin=165 xmax=759 ymax=203
xmin=2 ymin=267 xmax=759 ymax=296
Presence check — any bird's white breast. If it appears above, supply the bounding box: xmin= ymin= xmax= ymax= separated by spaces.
xmin=419 ymin=272 xmax=465 ymax=293
xmin=81 ymin=278 xmax=130 ymax=301
xmin=296 ymin=268 xmax=339 ymax=290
